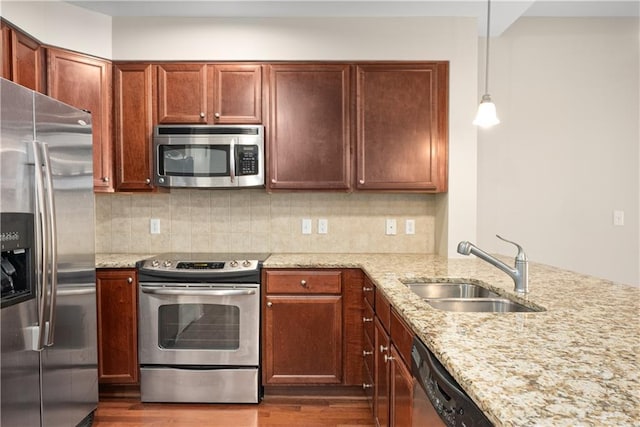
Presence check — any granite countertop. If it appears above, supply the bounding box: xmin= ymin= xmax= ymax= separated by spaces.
xmin=264 ymin=253 xmax=640 ymax=427
xmin=96 ymin=252 xmax=640 ymax=426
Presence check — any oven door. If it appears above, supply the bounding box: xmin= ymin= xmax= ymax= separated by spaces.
xmin=138 ymin=283 xmax=259 ymax=366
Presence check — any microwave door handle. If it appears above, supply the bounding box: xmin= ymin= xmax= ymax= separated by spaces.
xmin=229 ymin=138 xmax=236 ymax=184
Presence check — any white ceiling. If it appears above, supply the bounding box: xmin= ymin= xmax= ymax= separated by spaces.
xmin=67 ymin=0 xmax=640 ymax=35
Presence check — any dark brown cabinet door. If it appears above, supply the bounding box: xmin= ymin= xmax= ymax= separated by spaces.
xmin=114 ymin=63 xmax=154 ymax=191
xmin=96 ymin=269 xmax=139 ymax=385
xmin=267 ymin=64 xmax=351 ymax=190
xmin=47 ymin=48 xmax=113 ymax=192
xmin=375 ymin=318 xmax=391 ymax=427
xmin=156 ymin=63 xmax=207 ymax=123
xmin=211 ymin=63 xmax=262 ymax=124
xmin=356 ymin=62 xmax=448 ymax=192
xmin=390 ymin=345 xmax=413 ymax=427
xmin=264 ymin=295 xmax=343 ymax=384
xmin=1 ymin=23 xmax=44 ymax=92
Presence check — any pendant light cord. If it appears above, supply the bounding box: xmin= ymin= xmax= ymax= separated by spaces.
xmin=484 ymin=0 xmax=491 ymax=95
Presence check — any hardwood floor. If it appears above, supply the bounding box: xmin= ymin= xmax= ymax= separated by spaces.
xmin=93 ymin=395 xmax=375 ymax=426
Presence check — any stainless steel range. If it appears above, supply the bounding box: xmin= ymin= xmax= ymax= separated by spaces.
xmin=136 ymin=253 xmax=268 ymax=403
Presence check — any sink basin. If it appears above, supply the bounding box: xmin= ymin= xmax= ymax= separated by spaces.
xmin=426 ymin=297 xmax=541 ymax=313
xmin=405 ymin=282 xmax=500 ymax=299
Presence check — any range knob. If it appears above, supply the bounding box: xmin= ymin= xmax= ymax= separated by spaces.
xmin=242 ymin=260 xmax=251 ymax=267
xmin=151 ymin=260 xmax=160 ymax=267
xmin=163 ymin=260 xmax=172 ymax=267
xmin=229 ymin=260 xmax=239 ymax=268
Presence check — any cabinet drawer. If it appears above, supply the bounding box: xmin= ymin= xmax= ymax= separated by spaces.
xmin=363 ymin=299 xmax=375 ymax=344
xmin=391 ymin=308 xmax=414 ymax=367
xmin=265 ymin=270 xmax=342 ymax=294
xmin=363 ymin=332 xmax=375 ymax=379
xmin=363 ymin=276 xmax=375 ymax=308
xmin=376 ymin=288 xmax=391 ymax=333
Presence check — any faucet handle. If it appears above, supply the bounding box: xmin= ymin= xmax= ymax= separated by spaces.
xmin=496 ymin=235 xmax=527 ymax=261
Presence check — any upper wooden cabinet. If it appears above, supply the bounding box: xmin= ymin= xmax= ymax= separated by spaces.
xmin=47 ymin=48 xmax=113 ymax=192
xmin=156 ymin=63 xmax=262 ymax=124
xmin=0 ymin=21 xmax=45 ymax=92
xmin=356 ymin=62 xmax=448 ymax=192
xmin=266 ymin=64 xmax=351 ymax=191
xmin=114 ymin=63 xmax=155 ymax=192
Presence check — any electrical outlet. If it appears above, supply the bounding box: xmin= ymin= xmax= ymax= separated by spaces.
xmin=613 ymin=210 xmax=625 ymax=226
xmin=318 ymin=219 xmax=328 ymax=234
xmin=385 ymin=219 xmax=397 ymax=235
xmin=150 ymin=218 xmax=161 ymax=234
xmin=405 ymin=219 xmax=415 ymax=235
xmin=302 ymin=218 xmax=312 ymax=234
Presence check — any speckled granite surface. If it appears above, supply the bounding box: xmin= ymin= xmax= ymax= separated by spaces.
xmin=96 ymin=252 xmax=639 ymax=426
xmin=264 ymin=253 xmax=640 ymax=427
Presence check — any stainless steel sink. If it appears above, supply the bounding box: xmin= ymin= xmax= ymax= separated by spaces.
xmin=425 ymin=297 xmax=541 ymax=313
xmin=405 ymin=282 xmax=500 ymax=299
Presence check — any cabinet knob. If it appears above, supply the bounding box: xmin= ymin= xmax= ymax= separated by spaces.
xmin=145 ymin=178 xmax=151 ymax=185
xmin=300 ymin=279 xmax=307 ymax=288
xmin=127 ymin=277 xmax=133 ymax=284
xmin=379 ymin=345 xmax=388 ymax=353
xmin=384 ymin=354 xmax=395 ymax=364
xmin=362 ymin=383 xmax=373 ymax=390
xmin=363 ymin=286 xmax=373 ymax=292
xmin=271 ymin=179 xmax=276 ymax=184
xmin=359 ymin=179 xmax=365 ymax=184
xmin=200 ymin=112 xmax=205 ymax=118
xmin=362 ymin=317 xmax=373 ymax=323
xmin=102 ymin=176 xmax=109 ymax=183
xmin=214 ymin=112 xmax=220 ymax=119
xmin=363 ymin=350 xmax=373 ymax=357
xmin=266 ymin=301 xmax=273 ymax=307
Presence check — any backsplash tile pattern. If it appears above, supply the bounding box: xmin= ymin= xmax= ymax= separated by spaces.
xmin=95 ymin=190 xmax=436 ymax=254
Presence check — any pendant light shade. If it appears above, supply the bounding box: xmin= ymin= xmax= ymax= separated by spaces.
xmin=473 ymin=94 xmax=500 ymax=127
xmin=474 ymin=0 xmax=499 ymax=128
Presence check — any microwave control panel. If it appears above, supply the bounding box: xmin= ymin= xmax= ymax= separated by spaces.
xmin=237 ymin=145 xmax=259 ymax=176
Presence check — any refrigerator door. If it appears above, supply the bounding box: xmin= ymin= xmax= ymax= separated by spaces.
xmin=0 ymin=79 xmax=41 ymax=427
xmin=34 ymin=90 xmax=98 ymax=427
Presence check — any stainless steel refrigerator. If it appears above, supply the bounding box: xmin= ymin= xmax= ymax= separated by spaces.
xmin=1 ymin=78 xmax=98 ymax=426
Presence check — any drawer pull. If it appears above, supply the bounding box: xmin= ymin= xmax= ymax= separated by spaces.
xmin=363 ymin=286 xmax=373 ymax=292
xmin=300 ymin=279 xmax=308 ymax=288
xmin=362 ymin=383 xmax=373 ymax=390
xmin=266 ymin=302 xmax=273 ymax=307
xmin=362 ymin=317 xmax=373 ymax=323
xmin=127 ymin=277 xmax=133 ymax=284
xmin=363 ymin=350 xmax=373 ymax=357
xmin=379 ymin=345 xmax=388 ymax=353
xmin=384 ymin=354 xmax=395 ymax=364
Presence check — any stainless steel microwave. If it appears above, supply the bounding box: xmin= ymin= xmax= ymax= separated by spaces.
xmin=153 ymin=125 xmax=264 ymax=189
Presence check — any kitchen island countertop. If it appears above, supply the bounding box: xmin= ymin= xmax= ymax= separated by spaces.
xmin=96 ymin=252 xmax=639 ymax=426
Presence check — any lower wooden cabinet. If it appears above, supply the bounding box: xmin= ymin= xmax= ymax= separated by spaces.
xmin=96 ymin=269 xmax=139 ymax=385
xmin=390 ymin=345 xmax=413 ymax=426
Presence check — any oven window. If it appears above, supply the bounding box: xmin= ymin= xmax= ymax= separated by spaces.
xmin=159 ymin=145 xmax=230 ymax=177
xmin=158 ymin=303 xmax=240 ymax=350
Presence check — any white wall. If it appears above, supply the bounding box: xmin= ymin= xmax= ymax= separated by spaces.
xmin=112 ymin=16 xmax=480 ymax=257
xmin=0 ymin=0 xmax=112 ymax=58
xmin=477 ymin=18 xmax=640 ymax=286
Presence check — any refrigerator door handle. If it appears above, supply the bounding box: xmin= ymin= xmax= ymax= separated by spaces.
xmin=41 ymin=142 xmax=58 ymax=347
xmin=30 ymin=139 xmax=48 ymax=351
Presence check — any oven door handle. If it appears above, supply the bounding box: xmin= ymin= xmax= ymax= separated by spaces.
xmin=140 ymin=288 xmax=257 ymax=297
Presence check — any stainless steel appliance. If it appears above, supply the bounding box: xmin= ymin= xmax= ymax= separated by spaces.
xmin=153 ymin=125 xmax=264 ymax=189
xmin=0 ymin=78 xmax=97 ymax=426
xmin=136 ymin=253 xmax=268 ymax=403
xmin=411 ymin=337 xmax=492 ymax=427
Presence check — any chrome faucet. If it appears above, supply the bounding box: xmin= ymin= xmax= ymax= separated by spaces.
xmin=457 ymin=235 xmax=529 ymax=294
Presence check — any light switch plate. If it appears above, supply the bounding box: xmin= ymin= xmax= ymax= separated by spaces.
xmin=613 ymin=210 xmax=625 ymax=226
xmin=318 ymin=219 xmax=328 ymax=234
xmin=150 ymin=218 xmax=161 ymax=234
xmin=302 ymin=218 xmax=312 ymax=234
xmin=405 ymin=219 xmax=415 ymax=235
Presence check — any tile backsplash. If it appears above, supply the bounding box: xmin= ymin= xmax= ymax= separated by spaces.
xmin=95 ymin=190 xmax=436 ymax=254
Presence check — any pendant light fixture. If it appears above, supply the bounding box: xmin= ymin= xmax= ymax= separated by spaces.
xmin=473 ymin=0 xmax=500 ymax=128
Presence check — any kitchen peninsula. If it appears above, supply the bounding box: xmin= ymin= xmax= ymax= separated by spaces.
xmin=96 ymin=252 xmax=639 ymax=426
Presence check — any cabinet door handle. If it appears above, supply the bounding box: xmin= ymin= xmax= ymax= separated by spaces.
xmin=379 ymin=345 xmax=388 ymax=353
xmin=200 ymin=112 xmax=205 ymax=118
xmin=145 ymin=178 xmax=151 ymax=185
xmin=266 ymin=301 xmax=273 ymax=307
xmin=102 ymin=176 xmax=109 ymax=182
xmin=384 ymin=354 xmax=395 ymax=364
xmin=362 ymin=317 xmax=373 ymax=323
xmin=363 ymin=286 xmax=373 ymax=292
xmin=363 ymin=350 xmax=373 ymax=357
xmin=127 ymin=277 xmax=133 ymax=284
xmin=359 ymin=179 xmax=365 ymax=184
xmin=214 ymin=112 xmax=220 ymax=119
xmin=362 ymin=383 xmax=373 ymax=390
